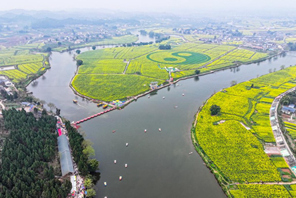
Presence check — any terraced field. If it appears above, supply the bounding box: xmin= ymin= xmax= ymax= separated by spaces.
xmin=194 ymin=66 xmax=296 ymax=197
xmin=72 ymin=39 xmax=269 ymax=101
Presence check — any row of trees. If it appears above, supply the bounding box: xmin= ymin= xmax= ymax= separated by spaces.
xmin=159 ymin=44 xmax=171 ymax=50
xmin=122 ymin=41 xmax=153 ymax=47
xmin=65 ymin=121 xmax=99 ymax=197
xmin=0 ymin=108 xmax=72 ymax=198
xmin=0 ymin=90 xmax=18 ymax=101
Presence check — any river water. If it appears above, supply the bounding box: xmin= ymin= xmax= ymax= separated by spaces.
xmin=28 ymin=38 xmax=296 ymax=197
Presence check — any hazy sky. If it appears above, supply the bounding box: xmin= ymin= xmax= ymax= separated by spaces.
xmin=0 ymin=0 xmax=295 ymax=12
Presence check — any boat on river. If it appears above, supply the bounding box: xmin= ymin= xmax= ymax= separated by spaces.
xmin=104 ymin=182 xmax=107 ymax=187
xmin=144 ymin=129 xmax=147 ymax=132
xmin=97 ymin=102 xmax=103 ymax=107
xmin=119 ymin=176 xmax=122 ymax=181
xmin=73 ymin=99 xmax=77 ymax=104
xmin=126 ymin=143 xmax=128 ymax=147
xmin=114 ymin=160 xmax=117 ymax=164
xmin=103 ymin=104 xmax=108 ymax=109
xmin=125 ymin=164 xmax=128 ymax=168
xmin=159 ymin=128 xmax=161 ymax=131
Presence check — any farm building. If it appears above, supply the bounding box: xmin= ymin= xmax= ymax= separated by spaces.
xmin=150 ymin=81 xmax=158 ymax=89
xmin=58 ymin=135 xmax=74 ymax=177
xmin=282 ymin=106 xmax=296 ymax=115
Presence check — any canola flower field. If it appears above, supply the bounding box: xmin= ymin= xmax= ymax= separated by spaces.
xmin=0 ymin=43 xmax=47 ymax=83
xmin=194 ymin=66 xmax=296 ymax=197
xmin=72 ymin=39 xmax=268 ymax=101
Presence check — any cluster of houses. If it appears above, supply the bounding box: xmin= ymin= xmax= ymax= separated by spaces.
xmin=173 ymin=26 xmax=286 ymax=52
xmin=0 ymin=76 xmax=13 ymax=95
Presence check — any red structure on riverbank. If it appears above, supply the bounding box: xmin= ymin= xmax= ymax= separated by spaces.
xmin=74 ymin=107 xmax=116 ymax=125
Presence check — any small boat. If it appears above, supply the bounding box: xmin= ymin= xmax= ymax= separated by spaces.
xmin=126 ymin=143 xmax=128 ymax=147
xmin=104 ymin=182 xmax=107 ymax=187
xmin=189 ymin=152 xmax=193 ymax=155
xmin=112 ymin=130 xmax=116 ymax=133
xmin=182 ymin=93 xmax=185 ymax=96
xmin=114 ymin=160 xmax=117 ymax=164
xmin=144 ymin=129 xmax=147 ymax=132
xmin=163 ymin=96 xmax=165 ymax=99
xmin=73 ymin=99 xmax=77 ymax=104
xmin=103 ymin=104 xmax=108 ymax=109
xmin=97 ymin=103 xmax=103 ymax=107
xmin=125 ymin=164 xmax=128 ymax=168
xmin=119 ymin=176 xmax=122 ymax=181
xmin=159 ymin=128 xmax=161 ymax=132
xmin=148 ymin=96 xmax=150 ymax=98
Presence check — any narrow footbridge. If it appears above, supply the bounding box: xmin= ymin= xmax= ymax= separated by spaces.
xmin=73 ymin=107 xmax=117 ymax=125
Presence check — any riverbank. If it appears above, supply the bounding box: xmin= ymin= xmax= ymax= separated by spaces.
xmin=67 ymin=50 xmax=281 ymax=120
xmin=191 ymin=97 xmax=232 ymax=197
xmin=192 ymin=65 xmax=296 ymax=197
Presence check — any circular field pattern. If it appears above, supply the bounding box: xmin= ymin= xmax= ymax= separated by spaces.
xmin=147 ymin=51 xmax=211 ymax=64
xmin=164 ymin=57 xmax=178 ymax=61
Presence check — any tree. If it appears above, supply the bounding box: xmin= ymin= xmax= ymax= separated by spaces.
xmin=92 ymin=46 xmax=96 ymax=50
xmin=76 ymin=49 xmax=81 ymax=54
xmin=42 ymin=109 xmax=47 ymax=116
xmin=83 ymin=145 xmax=95 ymax=158
xmin=33 ymin=107 xmax=38 ymax=114
xmin=159 ymin=44 xmax=171 ymax=50
xmin=84 ymin=177 xmax=94 ymax=188
xmin=46 ymin=47 xmax=51 ymax=52
xmin=47 ymin=102 xmax=56 ymax=111
xmin=87 ymin=159 xmax=99 ymax=173
xmin=210 ymin=105 xmax=221 ymax=116
xmin=86 ymin=188 xmax=96 ymax=197
xmin=56 ymin=108 xmax=61 ymax=116
xmin=230 ymin=80 xmax=237 ymax=87
xmin=76 ymin=60 xmax=83 ymax=66
xmin=195 ymin=70 xmax=200 ymax=75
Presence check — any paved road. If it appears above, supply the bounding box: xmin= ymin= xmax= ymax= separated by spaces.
xmin=270 ymin=87 xmax=296 ymax=173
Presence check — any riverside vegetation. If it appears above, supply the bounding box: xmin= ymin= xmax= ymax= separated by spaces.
xmin=72 ymin=38 xmax=269 ymax=102
xmin=193 ymin=66 xmax=296 ymax=197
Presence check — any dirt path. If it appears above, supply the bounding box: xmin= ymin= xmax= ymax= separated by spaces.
xmin=123 ymin=60 xmax=130 ymax=74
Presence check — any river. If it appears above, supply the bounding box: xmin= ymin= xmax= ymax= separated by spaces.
xmin=28 ymin=37 xmax=296 ymax=197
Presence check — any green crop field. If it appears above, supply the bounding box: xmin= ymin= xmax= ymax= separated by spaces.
xmin=0 ymin=45 xmax=48 ymax=83
xmin=72 ymin=37 xmax=268 ymax=101
xmin=72 ymin=74 xmax=163 ymax=101
xmin=230 ymin=185 xmax=292 ymax=197
xmin=284 ymin=122 xmax=296 ymax=139
xmin=194 ymin=66 xmax=296 ymax=197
